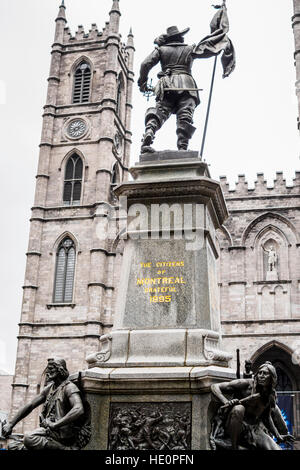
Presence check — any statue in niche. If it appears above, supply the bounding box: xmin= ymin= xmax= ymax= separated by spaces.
xmin=2 ymin=358 xmax=91 ymax=450
xmin=263 ymin=244 xmax=278 ymax=272
xmin=209 ymin=362 xmax=295 ymax=450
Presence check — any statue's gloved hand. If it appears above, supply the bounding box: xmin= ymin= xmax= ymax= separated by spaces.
xmin=2 ymin=421 xmax=13 ymax=437
xmin=138 ymin=80 xmax=148 ymax=93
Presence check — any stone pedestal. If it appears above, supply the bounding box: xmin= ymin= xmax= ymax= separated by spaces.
xmin=82 ymin=151 xmax=235 ymax=450
xmin=266 ymin=270 xmax=278 ymax=281
xmin=80 ymin=365 xmax=234 ymax=450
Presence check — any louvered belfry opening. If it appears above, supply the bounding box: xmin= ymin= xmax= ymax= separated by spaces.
xmin=53 ymin=237 xmax=76 ymax=304
xmin=63 ymin=154 xmax=83 ymax=205
xmin=73 ymin=61 xmax=91 ymax=104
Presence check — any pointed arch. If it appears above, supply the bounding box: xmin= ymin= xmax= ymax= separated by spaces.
xmin=217 ymin=225 xmax=233 ymax=247
xmin=111 ymin=161 xmax=120 ymax=186
xmin=53 ymin=235 xmax=77 ymax=303
xmin=242 ymin=212 xmax=299 ymax=245
xmin=253 ymin=224 xmax=290 ymax=248
xmin=63 ymin=152 xmax=83 ymax=205
xmin=59 ymin=148 xmax=87 ymax=171
xmin=72 ymin=58 xmax=92 ymax=104
xmin=52 ymin=231 xmax=79 ymax=252
xmin=112 ymin=230 xmax=126 ymax=254
xmin=250 ymin=340 xmax=298 ymax=392
xmin=71 ymin=55 xmax=93 ymax=75
xmin=251 ymin=340 xmax=294 ymax=363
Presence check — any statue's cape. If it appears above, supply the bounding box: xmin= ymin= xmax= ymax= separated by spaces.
xmin=195 ymin=6 xmax=235 ymax=78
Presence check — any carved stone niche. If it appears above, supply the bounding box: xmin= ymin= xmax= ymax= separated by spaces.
xmin=255 ymin=228 xmax=289 ymax=282
xmin=108 ymin=402 xmax=191 ymax=450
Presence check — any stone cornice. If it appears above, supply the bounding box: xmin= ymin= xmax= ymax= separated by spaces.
xmin=53 ymin=102 xmax=101 ymax=110
xmin=223 ymin=332 xmax=300 ymax=338
xmin=223 ymin=319 xmax=300 ymax=325
xmin=30 ymin=215 xmax=95 ymax=223
xmin=88 ymin=282 xmax=114 ymax=290
xmin=115 ymin=176 xmax=228 ymax=227
xmin=226 ymin=206 xmax=300 ymax=213
xmin=47 ymin=76 xmax=60 ymax=83
xmin=17 ymin=334 xmax=101 ymax=340
xmin=103 ymin=69 xmax=118 ymax=77
xmin=36 ymin=174 xmax=49 ymax=179
xmin=253 ymin=280 xmax=292 ymax=285
xmin=292 ymin=13 xmax=300 ymax=21
xmin=47 ymin=303 xmax=76 ymax=309
xmin=228 ymin=246 xmax=246 ymax=251
xmin=96 ymin=168 xmax=113 ymax=175
xmin=19 ymin=321 xmax=112 ymax=328
xmin=225 ymin=193 xmax=300 ymax=201
xmin=90 ymin=248 xmax=116 ymax=257
xmin=31 ymin=201 xmax=118 ymax=211
xmin=26 ymin=252 xmax=41 ymax=257
xmin=228 ymin=281 xmax=247 ymax=285
xmin=62 ymin=45 xmax=105 ymax=55
xmin=294 ymin=49 xmax=300 ymax=58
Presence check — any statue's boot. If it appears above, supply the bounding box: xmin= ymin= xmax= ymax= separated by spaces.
xmin=176 ymin=122 xmax=196 ymax=151
xmin=141 ymin=109 xmax=162 ymax=154
xmin=141 ymin=127 xmax=156 ymax=154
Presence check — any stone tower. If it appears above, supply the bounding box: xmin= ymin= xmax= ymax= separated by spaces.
xmin=10 ymin=0 xmax=134 ymax=432
xmin=293 ymin=0 xmax=300 ymax=129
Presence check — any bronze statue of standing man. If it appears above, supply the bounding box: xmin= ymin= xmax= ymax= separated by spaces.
xmin=138 ymin=3 xmax=235 ymax=154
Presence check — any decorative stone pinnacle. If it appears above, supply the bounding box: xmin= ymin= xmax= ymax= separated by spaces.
xmin=110 ymin=0 xmax=121 ymax=14
xmin=126 ymin=27 xmax=134 ymax=48
xmin=56 ymin=0 xmax=67 ymax=22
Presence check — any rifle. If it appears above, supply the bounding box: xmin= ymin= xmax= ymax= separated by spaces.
xmin=220 ymin=393 xmax=260 ymax=410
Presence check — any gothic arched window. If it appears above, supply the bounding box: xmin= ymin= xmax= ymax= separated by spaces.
xmin=53 ymin=237 xmax=76 ymax=303
xmin=111 ymin=162 xmax=119 ymax=186
xmin=63 ymin=154 xmax=83 ymax=206
xmin=116 ymin=74 xmax=123 ymax=117
xmin=73 ymin=61 xmax=91 ymax=104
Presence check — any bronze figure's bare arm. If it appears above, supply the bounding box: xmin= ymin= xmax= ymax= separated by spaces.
xmin=2 ymin=386 xmax=49 ymax=438
xmin=44 ymin=388 xmax=84 ymax=432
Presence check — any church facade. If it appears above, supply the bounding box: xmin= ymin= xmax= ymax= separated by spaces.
xmin=9 ymin=0 xmax=300 ymax=438
xmin=10 ymin=0 xmax=134 ymax=433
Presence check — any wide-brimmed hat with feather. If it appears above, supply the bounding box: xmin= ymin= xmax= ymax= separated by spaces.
xmin=165 ymin=26 xmax=190 ymax=38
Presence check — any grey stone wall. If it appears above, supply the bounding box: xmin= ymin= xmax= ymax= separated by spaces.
xmin=293 ymin=0 xmax=300 ymax=130
xmin=217 ymin=172 xmax=300 ymax=435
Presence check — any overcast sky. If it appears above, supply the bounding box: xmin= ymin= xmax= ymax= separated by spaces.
xmin=0 ymin=0 xmax=299 ymax=373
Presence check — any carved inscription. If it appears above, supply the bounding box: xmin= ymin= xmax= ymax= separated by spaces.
xmin=108 ymin=402 xmax=191 ymax=450
xmin=136 ymin=260 xmax=186 ymax=304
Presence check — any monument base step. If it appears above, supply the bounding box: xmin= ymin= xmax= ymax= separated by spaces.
xmin=77 ymin=365 xmax=235 ymax=450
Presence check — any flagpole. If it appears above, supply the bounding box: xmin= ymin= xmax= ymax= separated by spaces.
xmin=200 ymin=0 xmax=226 ymax=159
xmin=200 ymin=54 xmax=218 ymax=159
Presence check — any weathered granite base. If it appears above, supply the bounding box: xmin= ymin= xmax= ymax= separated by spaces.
xmin=79 ymin=366 xmax=235 ymax=450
